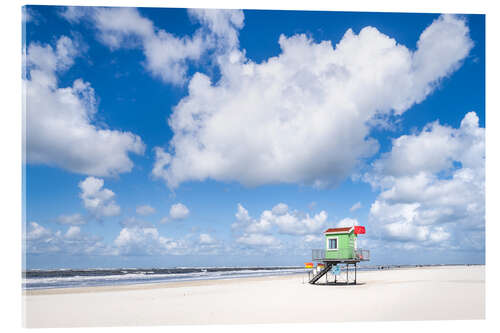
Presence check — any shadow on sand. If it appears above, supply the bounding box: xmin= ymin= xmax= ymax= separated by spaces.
xmin=313 ymin=282 xmax=367 ymax=286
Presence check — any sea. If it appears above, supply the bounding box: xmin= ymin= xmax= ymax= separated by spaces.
xmin=23 ymin=263 xmax=477 ymax=290
xmin=22 ymin=266 xmax=309 ymax=290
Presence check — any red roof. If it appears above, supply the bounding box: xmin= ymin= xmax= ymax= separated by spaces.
xmin=324 ymin=226 xmax=366 ymax=234
xmin=324 ymin=227 xmax=352 ymax=234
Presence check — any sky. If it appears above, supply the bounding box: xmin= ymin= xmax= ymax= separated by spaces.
xmin=22 ymin=5 xmax=485 ymax=269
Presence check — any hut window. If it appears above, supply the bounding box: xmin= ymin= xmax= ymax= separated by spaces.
xmin=327 ymin=237 xmax=338 ymax=250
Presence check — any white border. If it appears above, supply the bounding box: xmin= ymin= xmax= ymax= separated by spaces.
xmin=3 ymin=1 xmax=498 ymax=333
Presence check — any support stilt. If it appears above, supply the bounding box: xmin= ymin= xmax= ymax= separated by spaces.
xmin=308 ymin=261 xmax=361 ymax=285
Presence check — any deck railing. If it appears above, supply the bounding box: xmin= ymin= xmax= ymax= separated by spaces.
xmin=312 ymin=248 xmax=370 ymax=261
xmin=355 ymin=249 xmax=370 ymax=261
xmin=312 ymin=249 xmax=326 ymax=261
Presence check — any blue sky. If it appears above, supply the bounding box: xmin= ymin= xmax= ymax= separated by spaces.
xmin=23 ymin=6 xmax=485 ymax=269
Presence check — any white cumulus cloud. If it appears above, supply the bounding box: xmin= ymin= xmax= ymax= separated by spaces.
xmin=136 ymin=204 xmax=156 ymax=216
xmin=58 ymin=6 xmax=88 ymax=23
xmin=274 ymin=210 xmax=328 ymax=236
xmin=119 ymin=216 xmax=152 ymax=228
xmin=232 ymin=203 xmax=328 ymax=237
xmin=79 ymin=177 xmax=121 ymax=218
xmin=304 ymin=234 xmax=322 ymax=243
xmin=271 ymin=203 xmax=289 ymax=215
xmin=57 ymin=213 xmax=86 ymax=225
xmin=366 ymin=112 xmax=484 ymax=250
xmin=92 ymin=7 xmax=206 ymax=85
xmin=187 ymin=8 xmax=244 ymax=50
xmin=232 ymin=204 xmax=273 ymax=234
xmin=199 ymin=233 xmax=216 ymax=245
xmin=169 ymin=203 xmax=190 ymax=220
xmin=65 ymin=226 xmax=81 ymax=238
xmin=62 ymin=7 xmax=244 ymax=85
xmin=349 ymin=202 xmax=362 ymax=212
xmin=24 ymin=222 xmax=112 ymax=255
xmin=235 ymin=233 xmax=279 ymax=247
xmin=152 ymin=14 xmax=473 ymax=189
xmin=26 ymin=222 xmax=51 ymax=240
xmin=24 ymin=35 xmax=145 ymax=176
xmin=114 ymin=226 xmax=187 ymax=255
xmin=337 ymin=218 xmax=359 ymax=228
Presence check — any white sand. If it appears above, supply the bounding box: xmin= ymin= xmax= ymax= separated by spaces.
xmin=23 ymin=265 xmax=484 ymax=327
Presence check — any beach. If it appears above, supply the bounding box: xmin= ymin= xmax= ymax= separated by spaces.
xmin=23 ymin=265 xmax=485 ymax=327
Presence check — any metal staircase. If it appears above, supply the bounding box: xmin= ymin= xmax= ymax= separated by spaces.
xmin=308 ymin=262 xmax=333 ymax=284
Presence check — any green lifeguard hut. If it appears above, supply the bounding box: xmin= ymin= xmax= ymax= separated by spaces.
xmin=308 ymin=226 xmax=369 ymax=284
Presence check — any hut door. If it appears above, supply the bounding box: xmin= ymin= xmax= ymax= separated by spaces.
xmin=354 ymin=237 xmax=357 ymax=250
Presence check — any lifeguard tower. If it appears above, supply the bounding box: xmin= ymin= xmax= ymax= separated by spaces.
xmin=308 ymin=226 xmax=369 ymax=284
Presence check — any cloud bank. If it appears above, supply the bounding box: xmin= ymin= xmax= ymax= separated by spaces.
xmin=25 ymin=222 xmax=112 ymax=255
xmin=24 ymin=35 xmax=145 ymax=176
xmin=152 ymin=14 xmax=473 ymax=189
xmin=366 ymin=112 xmax=484 ymax=250
xmin=232 ymin=203 xmax=332 ymax=249
xmin=61 ymin=7 xmax=245 ymax=85
xmin=25 ymin=221 xmax=221 ymax=256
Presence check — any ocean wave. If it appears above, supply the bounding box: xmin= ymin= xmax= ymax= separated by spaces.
xmin=23 ymin=267 xmax=309 ymax=290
